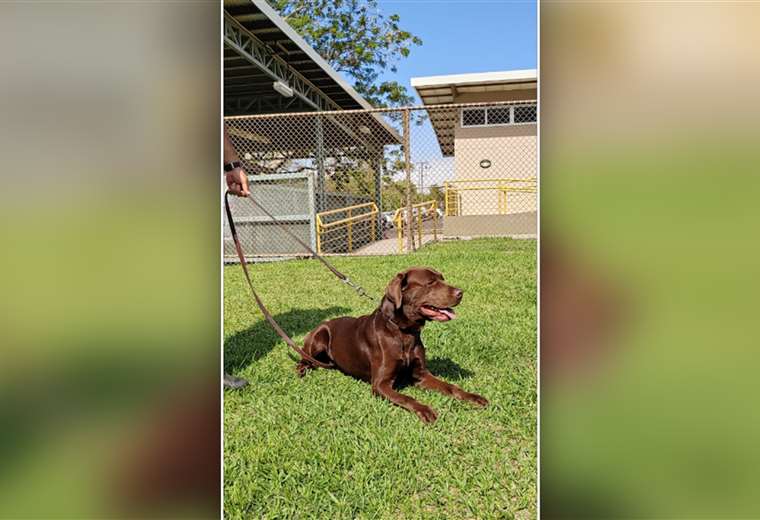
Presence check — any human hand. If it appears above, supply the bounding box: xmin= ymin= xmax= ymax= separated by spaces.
xmin=225 ymin=167 xmax=250 ymax=197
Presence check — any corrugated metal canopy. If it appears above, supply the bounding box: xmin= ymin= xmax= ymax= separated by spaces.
xmin=225 ymin=0 xmax=368 ymax=113
xmin=224 ymin=0 xmax=399 ymax=146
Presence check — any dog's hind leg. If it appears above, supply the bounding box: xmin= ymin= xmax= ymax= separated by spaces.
xmin=296 ymin=325 xmax=331 ymax=377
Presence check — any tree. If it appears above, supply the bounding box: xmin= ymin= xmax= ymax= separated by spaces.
xmin=267 ymin=0 xmax=422 ymax=108
xmin=427 ymin=184 xmax=446 ymax=210
xmin=381 ymin=177 xmax=418 ymax=212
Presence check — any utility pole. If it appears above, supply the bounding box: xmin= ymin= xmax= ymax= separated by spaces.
xmin=416 ymin=161 xmax=430 ymax=195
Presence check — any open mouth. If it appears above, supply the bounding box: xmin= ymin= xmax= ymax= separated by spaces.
xmin=420 ymin=304 xmax=457 ymax=321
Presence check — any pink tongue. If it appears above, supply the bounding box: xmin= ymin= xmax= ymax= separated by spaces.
xmin=439 ymin=308 xmax=456 ymax=320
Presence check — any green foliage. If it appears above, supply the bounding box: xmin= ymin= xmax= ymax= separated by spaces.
xmin=427 ymin=184 xmax=446 ymax=208
xmin=323 ymin=170 xmax=425 ymax=213
xmin=380 ymin=177 xmax=410 ymax=212
xmin=225 ymin=239 xmax=537 ymax=518
xmin=268 ymin=0 xmax=422 ymax=108
xmin=318 ymin=157 xmax=429 ymax=212
xmin=325 ymin=166 xmax=372 ymax=194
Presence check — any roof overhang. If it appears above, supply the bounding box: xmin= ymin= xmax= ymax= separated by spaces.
xmin=224 ymin=0 xmax=399 ymax=146
xmin=224 ymin=0 xmax=375 ymax=113
xmin=411 ymin=70 xmax=537 ymax=156
xmin=411 ymin=69 xmax=537 ymax=105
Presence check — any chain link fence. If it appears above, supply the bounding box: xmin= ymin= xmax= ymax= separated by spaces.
xmin=224 ymin=101 xmax=536 ymax=262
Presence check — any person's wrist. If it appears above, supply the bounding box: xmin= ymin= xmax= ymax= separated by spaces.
xmin=223 ymin=160 xmax=242 ymax=173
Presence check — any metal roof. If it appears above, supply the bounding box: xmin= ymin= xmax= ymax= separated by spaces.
xmin=224 ymin=0 xmax=400 ymax=146
xmin=411 ymin=70 xmax=537 ymax=156
xmin=224 ymin=0 xmax=373 ymax=114
xmin=411 ymin=69 xmax=537 ymax=105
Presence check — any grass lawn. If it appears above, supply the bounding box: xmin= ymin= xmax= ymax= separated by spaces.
xmin=224 ymin=238 xmax=536 ymax=519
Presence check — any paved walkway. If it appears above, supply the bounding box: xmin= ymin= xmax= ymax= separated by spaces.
xmin=351 ymin=233 xmax=438 ymax=256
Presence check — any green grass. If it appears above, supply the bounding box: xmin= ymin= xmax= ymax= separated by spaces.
xmin=224 ymin=238 xmax=536 ymax=519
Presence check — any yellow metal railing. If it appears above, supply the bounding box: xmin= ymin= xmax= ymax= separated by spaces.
xmin=444 ymin=178 xmax=537 ymax=216
xmin=316 ymin=202 xmax=378 ymax=254
xmin=393 ymin=200 xmax=439 ymax=253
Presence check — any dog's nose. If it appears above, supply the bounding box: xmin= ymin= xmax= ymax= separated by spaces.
xmin=454 ymin=288 xmax=463 ymax=301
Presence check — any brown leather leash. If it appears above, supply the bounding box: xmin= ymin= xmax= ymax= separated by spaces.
xmin=224 ymin=191 xmax=376 ymax=369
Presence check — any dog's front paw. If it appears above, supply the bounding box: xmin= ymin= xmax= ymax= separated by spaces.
xmin=467 ymin=393 xmax=489 ymax=407
xmin=414 ymin=405 xmax=438 ymax=423
xmin=295 ymin=361 xmax=311 ymax=378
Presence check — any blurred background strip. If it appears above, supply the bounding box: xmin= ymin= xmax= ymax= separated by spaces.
xmin=540 ymin=2 xmax=760 ymax=518
xmin=0 ymin=2 xmax=221 ymax=518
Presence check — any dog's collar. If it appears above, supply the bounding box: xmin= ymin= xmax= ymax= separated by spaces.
xmin=388 ymin=315 xmax=422 ymax=334
xmin=375 ymin=305 xmax=422 ymax=333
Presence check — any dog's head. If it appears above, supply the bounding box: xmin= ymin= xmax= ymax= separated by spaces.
xmin=381 ymin=267 xmax=463 ymax=324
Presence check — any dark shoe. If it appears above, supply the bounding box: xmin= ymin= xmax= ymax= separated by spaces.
xmin=223 ymin=373 xmax=248 ymax=390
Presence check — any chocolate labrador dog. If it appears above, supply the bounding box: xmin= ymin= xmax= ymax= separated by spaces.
xmin=299 ymin=267 xmax=488 ymax=423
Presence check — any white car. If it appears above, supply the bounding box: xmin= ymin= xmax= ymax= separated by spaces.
xmin=381 ymin=211 xmax=396 ymax=227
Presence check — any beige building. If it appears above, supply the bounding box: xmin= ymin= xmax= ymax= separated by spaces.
xmin=412 ymin=70 xmax=537 ymax=236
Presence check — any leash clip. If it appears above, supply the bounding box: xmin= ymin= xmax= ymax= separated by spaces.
xmin=343 ymin=277 xmax=377 ymax=303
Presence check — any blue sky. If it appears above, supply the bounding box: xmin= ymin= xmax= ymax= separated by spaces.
xmin=371 ymin=1 xmax=536 ymax=185
xmin=377 ymin=0 xmax=537 ymax=101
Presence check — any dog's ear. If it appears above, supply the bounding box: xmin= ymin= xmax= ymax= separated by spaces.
xmin=381 ymin=271 xmax=405 ymax=318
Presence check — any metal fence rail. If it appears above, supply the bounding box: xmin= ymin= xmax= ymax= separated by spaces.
xmin=444 ymin=178 xmax=537 ymax=216
xmin=224 ymin=101 xmax=536 ymax=261
xmin=394 ymin=200 xmax=439 ymax=254
xmin=316 ymin=202 xmax=378 ymax=254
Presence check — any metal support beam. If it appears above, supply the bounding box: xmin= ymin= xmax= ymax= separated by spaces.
xmin=224 ymin=13 xmax=340 ymax=112
xmin=224 ymin=94 xmax=311 ymax=115
xmin=223 ymin=12 xmax=379 ymax=152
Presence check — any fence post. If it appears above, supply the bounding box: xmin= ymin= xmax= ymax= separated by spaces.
xmin=403 ymin=109 xmax=414 ymax=253
xmin=395 ymin=213 xmax=403 ymax=254
xmin=316 ymin=216 xmax=322 ymax=255
xmin=417 ymin=209 xmax=423 ymax=245
xmin=371 ymin=206 xmax=376 ymax=241
xmin=307 ymin=171 xmax=317 ymax=252
xmin=315 ymin=115 xmax=326 ymax=213
xmin=347 ymin=207 xmax=353 ymax=252
xmin=433 ymin=201 xmax=438 ymax=241
xmin=374 ymin=153 xmax=383 ymax=238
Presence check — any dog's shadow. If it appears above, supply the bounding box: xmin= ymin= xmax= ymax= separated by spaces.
xmin=393 ymin=357 xmax=474 ymax=390
xmin=225 ymin=306 xmax=349 ymax=373
xmin=426 ymin=357 xmax=474 ymax=381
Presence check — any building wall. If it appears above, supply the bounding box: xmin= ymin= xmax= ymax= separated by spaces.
xmin=453 ymin=87 xmax=536 ymax=104
xmin=453 ymin=88 xmax=537 ymax=216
